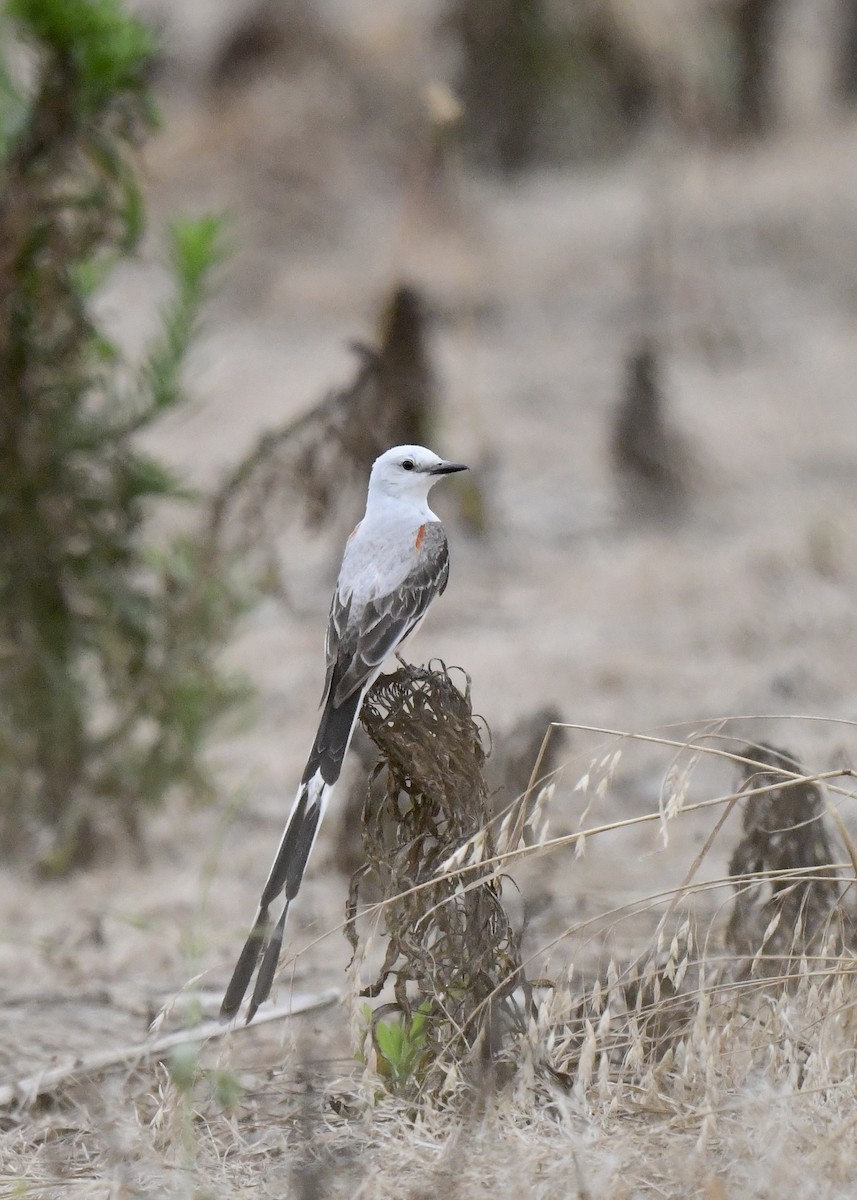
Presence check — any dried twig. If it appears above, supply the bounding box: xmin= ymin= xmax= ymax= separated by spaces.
xmin=0 ymin=987 xmax=339 ymax=1109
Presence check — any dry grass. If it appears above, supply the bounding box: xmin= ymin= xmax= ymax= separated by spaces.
xmin=5 ymin=710 xmax=857 ymax=1197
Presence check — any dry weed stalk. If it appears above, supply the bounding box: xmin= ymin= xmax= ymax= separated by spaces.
xmin=611 ymin=338 xmax=689 ymax=519
xmin=346 ymin=662 xmax=526 ymax=1101
xmin=205 ymin=283 xmax=435 ymax=579
xmin=725 ymin=742 xmax=849 ymax=976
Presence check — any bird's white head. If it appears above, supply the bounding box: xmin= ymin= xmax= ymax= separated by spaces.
xmin=367 ymin=445 xmax=468 ymax=506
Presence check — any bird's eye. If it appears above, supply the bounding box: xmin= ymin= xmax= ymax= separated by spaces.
xmin=402 ymin=459 xmax=415 ymax=471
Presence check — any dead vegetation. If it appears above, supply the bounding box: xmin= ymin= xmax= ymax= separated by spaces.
xmin=341 ymin=704 xmax=857 ymax=1149
xmin=611 ymin=339 xmax=690 ymax=519
xmin=204 ymin=281 xmax=438 ymax=592
xmin=5 ymin=712 xmax=857 ymax=1197
xmin=524 ymin=733 xmax=857 ymax=1116
xmin=347 ymin=663 xmax=526 ymax=1102
xmin=725 ymin=742 xmax=850 ymax=975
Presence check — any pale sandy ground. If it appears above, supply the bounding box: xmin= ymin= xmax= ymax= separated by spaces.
xmin=4 ymin=4 xmax=857 ymax=1197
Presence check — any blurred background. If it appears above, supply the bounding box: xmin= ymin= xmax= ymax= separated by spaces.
xmin=123 ymin=0 xmax=857 ymax=758
xmin=123 ymin=0 xmax=857 ymax=713
xmin=6 ymin=0 xmax=857 ymax=1115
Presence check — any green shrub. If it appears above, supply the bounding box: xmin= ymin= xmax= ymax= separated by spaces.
xmin=0 ymin=0 xmax=245 ymax=871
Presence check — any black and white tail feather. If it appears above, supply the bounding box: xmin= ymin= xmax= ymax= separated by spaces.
xmin=220 ymin=445 xmax=466 ymax=1022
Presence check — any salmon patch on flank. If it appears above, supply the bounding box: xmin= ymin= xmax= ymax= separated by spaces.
xmin=415 ymin=523 xmax=426 ymax=550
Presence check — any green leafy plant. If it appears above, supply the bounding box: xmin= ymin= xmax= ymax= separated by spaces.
xmin=0 ymin=0 xmax=246 ymax=870
xmin=365 ymin=1001 xmax=431 ymax=1091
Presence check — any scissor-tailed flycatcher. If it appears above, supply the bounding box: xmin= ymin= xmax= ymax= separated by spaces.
xmin=221 ymin=444 xmax=467 ymax=1021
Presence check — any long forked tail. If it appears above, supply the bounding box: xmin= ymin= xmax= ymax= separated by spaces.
xmin=220 ymin=686 xmax=364 ymax=1022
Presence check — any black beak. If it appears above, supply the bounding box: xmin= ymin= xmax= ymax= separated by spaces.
xmin=430 ymin=461 xmax=468 ymax=475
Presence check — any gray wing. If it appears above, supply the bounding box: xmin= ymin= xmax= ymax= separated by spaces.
xmin=323 ymin=522 xmax=449 ymax=707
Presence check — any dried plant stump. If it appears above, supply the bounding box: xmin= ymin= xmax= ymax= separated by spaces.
xmin=346 ymin=662 xmax=526 ymax=1099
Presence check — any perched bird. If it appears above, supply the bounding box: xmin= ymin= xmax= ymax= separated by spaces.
xmin=221 ymin=444 xmax=468 ymax=1021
